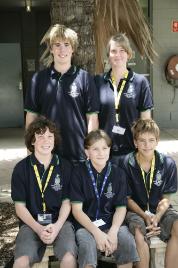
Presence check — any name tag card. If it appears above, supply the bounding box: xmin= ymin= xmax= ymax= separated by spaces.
xmin=112 ymin=125 xmax=126 ymax=135
xmin=93 ymin=219 xmax=106 ymax=227
xmin=37 ymin=213 xmax=52 ymax=225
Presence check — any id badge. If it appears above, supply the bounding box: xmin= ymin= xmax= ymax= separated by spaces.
xmin=37 ymin=213 xmax=52 ymax=225
xmin=112 ymin=125 xmax=126 ymax=135
xmin=93 ymin=219 xmax=106 ymax=227
xmin=145 ymin=210 xmax=154 ymax=217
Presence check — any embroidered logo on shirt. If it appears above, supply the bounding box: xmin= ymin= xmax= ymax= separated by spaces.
xmin=69 ymin=82 xmax=79 ymax=98
xmin=104 ymin=183 xmax=115 ymax=199
xmin=51 ymin=174 xmax=62 ymax=191
xmin=124 ymin=84 xmax=136 ymax=99
xmin=153 ymin=171 xmax=163 ymax=187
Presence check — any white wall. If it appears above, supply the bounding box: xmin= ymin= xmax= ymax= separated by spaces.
xmin=152 ymin=0 xmax=178 ymax=128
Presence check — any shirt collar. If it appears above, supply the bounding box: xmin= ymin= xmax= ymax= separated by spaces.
xmin=50 ymin=64 xmax=77 ymax=80
xmin=30 ymin=153 xmax=59 ymax=167
xmin=103 ymin=67 xmax=134 ymax=83
xmin=128 ymin=150 xmax=164 ymax=169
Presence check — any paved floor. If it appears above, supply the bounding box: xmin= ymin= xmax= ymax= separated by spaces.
xmin=0 ymin=127 xmax=178 ymax=202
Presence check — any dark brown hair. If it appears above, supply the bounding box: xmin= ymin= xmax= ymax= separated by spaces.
xmin=132 ymin=119 xmax=160 ymax=141
xmin=84 ymin=129 xmax=112 ymax=149
xmin=25 ymin=116 xmax=60 ymax=153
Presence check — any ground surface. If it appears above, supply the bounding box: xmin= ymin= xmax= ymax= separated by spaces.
xmin=0 ymin=202 xmax=18 ymax=267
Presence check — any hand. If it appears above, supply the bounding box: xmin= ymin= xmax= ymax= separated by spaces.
xmin=93 ymin=229 xmax=112 ymax=253
xmin=146 ymin=224 xmax=161 ymax=238
xmin=43 ymin=223 xmax=61 ymax=244
xmin=107 ymin=228 xmax=118 ymax=255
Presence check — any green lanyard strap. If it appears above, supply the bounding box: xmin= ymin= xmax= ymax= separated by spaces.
xmin=33 ymin=164 xmax=54 ymax=213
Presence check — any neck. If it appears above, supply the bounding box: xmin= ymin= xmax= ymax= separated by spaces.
xmin=137 ymin=152 xmax=154 ymax=172
xmin=34 ymin=152 xmax=53 ymax=170
xmin=54 ymin=62 xmax=71 ymax=75
xmin=91 ymin=162 xmax=106 ymax=173
xmin=111 ymin=66 xmax=128 ymax=80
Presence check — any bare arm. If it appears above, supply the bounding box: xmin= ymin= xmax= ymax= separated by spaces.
xmin=107 ymin=207 xmax=126 ymax=254
xmin=25 ymin=111 xmax=38 ymax=130
xmin=72 ymin=202 xmax=111 ymax=252
xmin=44 ymin=199 xmax=71 ymax=243
xmin=140 ymin=109 xmax=151 ymax=119
xmin=15 ymin=202 xmax=44 ymax=238
xmin=86 ymin=113 xmax=99 ymax=133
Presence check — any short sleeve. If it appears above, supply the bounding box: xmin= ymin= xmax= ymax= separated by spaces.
xmin=163 ymin=157 xmax=177 ymax=194
xmin=138 ymin=75 xmax=154 ymax=111
xmin=113 ymin=167 xmax=127 ymax=207
xmin=11 ymin=163 xmax=26 ymax=202
xmin=70 ymin=167 xmax=85 ymax=203
xmin=83 ymin=72 xmax=99 ymax=114
xmin=24 ymin=71 xmax=41 ymax=114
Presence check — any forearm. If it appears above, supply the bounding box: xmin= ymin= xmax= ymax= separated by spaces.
xmin=86 ymin=113 xmax=99 ymax=133
xmin=15 ymin=203 xmax=42 ymax=234
xmin=128 ymin=198 xmax=147 ymax=221
xmin=140 ymin=109 xmax=151 ymax=119
xmin=55 ymin=200 xmax=71 ymax=229
xmin=155 ymin=198 xmax=170 ymax=222
xmin=110 ymin=207 xmax=126 ymax=232
xmin=72 ymin=205 xmax=99 ymax=236
xmin=25 ymin=112 xmax=38 ymax=130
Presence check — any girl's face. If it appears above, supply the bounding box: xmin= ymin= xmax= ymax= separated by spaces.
xmin=109 ymin=40 xmax=129 ymax=68
xmin=32 ymin=128 xmax=54 ymax=157
xmin=85 ymin=138 xmax=110 ymax=170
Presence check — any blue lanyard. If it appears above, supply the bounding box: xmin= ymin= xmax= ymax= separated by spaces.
xmin=86 ymin=160 xmax=111 ymax=220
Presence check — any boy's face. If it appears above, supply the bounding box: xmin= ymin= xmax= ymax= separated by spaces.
xmin=50 ymin=38 xmax=73 ymax=65
xmin=134 ymin=132 xmax=158 ymax=158
xmin=85 ymin=138 xmax=110 ymax=169
xmin=32 ymin=128 xmax=54 ymax=157
xmin=109 ymin=40 xmax=129 ymax=68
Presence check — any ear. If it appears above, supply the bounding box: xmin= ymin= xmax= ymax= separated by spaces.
xmin=85 ymin=149 xmax=89 ymax=159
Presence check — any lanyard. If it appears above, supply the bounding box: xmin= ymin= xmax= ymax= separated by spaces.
xmin=111 ymin=71 xmax=128 ymax=122
xmin=33 ymin=164 xmax=54 ymax=213
xmin=86 ymin=160 xmax=111 ymax=220
xmin=138 ymin=154 xmax=155 ymax=211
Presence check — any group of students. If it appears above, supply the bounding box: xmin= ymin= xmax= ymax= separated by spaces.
xmin=11 ymin=23 xmax=178 ymax=268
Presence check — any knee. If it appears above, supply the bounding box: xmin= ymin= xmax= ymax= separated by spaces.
xmin=13 ymin=256 xmax=30 ymax=268
xmin=61 ymin=252 xmax=76 ymax=265
xmin=135 ymin=227 xmax=145 ymax=246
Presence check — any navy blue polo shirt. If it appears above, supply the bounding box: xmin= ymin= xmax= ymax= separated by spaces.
xmin=121 ymin=151 xmax=177 ymax=214
xmin=70 ymin=161 xmax=127 ymax=231
xmin=11 ymin=154 xmax=72 ymax=225
xmin=95 ymin=68 xmax=153 ymax=155
xmin=25 ymin=65 xmax=99 ymax=161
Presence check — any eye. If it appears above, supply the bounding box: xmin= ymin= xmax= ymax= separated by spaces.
xmin=64 ymin=42 xmax=70 ymax=47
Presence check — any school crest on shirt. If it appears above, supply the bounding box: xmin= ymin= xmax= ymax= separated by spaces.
xmin=153 ymin=170 xmax=163 ymax=187
xmin=124 ymin=84 xmax=136 ymax=99
xmin=69 ymin=82 xmax=79 ymax=98
xmin=104 ymin=183 xmax=115 ymax=199
xmin=51 ymin=174 xmax=62 ymax=191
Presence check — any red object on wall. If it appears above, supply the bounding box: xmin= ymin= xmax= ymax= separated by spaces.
xmin=172 ymin=20 xmax=178 ymax=32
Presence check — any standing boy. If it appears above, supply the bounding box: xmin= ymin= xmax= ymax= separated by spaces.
xmin=71 ymin=129 xmax=139 ymax=268
xmin=11 ymin=117 xmax=77 ymax=268
xmin=122 ymin=119 xmax=178 ymax=268
xmin=25 ymin=24 xmax=99 ymax=164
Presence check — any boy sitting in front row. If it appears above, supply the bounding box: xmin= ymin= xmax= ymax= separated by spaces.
xmin=11 ymin=117 xmax=77 ymax=268
xmin=70 ymin=129 xmax=139 ymax=268
xmin=121 ymin=119 xmax=178 ymax=268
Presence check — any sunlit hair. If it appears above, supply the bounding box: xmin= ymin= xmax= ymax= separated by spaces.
xmin=84 ymin=129 xmax=112 ymax=149
xmin=40 ymin=24 xmax=78 ymax=67
xmin=25 ymin=116 xmax=61 ymax=153
xmin=132 ymin=119 xmax=160 ymax=141
xmin=107 ymin=33 xmax=133 ymax=59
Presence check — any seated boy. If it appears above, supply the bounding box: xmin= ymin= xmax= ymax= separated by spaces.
xmin=70 ymin=129 xmax=139 ymax=268
xmin=11 ymin=117 xmax=77 ymax=268
xmin=121 ymin=118 xmax=178 ymax=268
